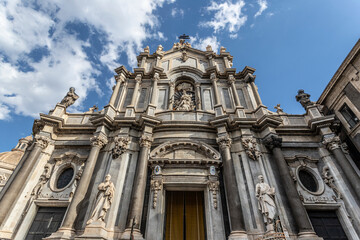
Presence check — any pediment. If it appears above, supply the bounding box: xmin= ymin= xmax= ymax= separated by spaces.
xmin=150 ymin=141 xmax=221 ymax=162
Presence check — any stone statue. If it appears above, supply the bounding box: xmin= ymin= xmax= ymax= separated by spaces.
xmin=177 ymin=90 xmax=194 ymax=111
xmin=295 ymin=89 xmax=314 ymax=109
xmin=144 ymin=46 xmax=150 ymax=53
xmin=256 ymin=175 xmax=277 ymax=232
xmin=155 ymin=45 xmax=164 ymax=57
xmin=60 ymin=87 xmax=79 ymax=108
xmin=87 ymin=174 xmax=115 ymax=225
xmin=32 ymin=163 xmax=52 ymax=197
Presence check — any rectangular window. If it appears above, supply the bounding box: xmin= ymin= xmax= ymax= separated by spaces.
xmin=137 ymin=88 xmax=148 ymax=109
xmin=123 ymin=88 xmax=134 ymax=108
xmin=203 ymin=89 xmax=213 ymax=111
xmin=237 ymin=88 xmax=248 ymax=109
xmin=222 ymin=88 xmax=233 ymax=109
xmin=340 ymin=104 xmax=359 ymax=129
xmin=157 ymin=89 xmax=167 ymax=110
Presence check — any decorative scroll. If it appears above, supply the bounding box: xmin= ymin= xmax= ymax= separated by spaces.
xmin=151 ymin=179 xmax=163 ymax=208
xmin=90 ymin=135 xmax=108 ymax=148
xmin=241 ymin=137 xmax=261 ymax=160
xmin=208 ymin=181 xmax=219 ymax=209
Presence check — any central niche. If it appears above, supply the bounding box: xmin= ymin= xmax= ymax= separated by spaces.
xmin=173 ymin=81 xmax=196 ymax=111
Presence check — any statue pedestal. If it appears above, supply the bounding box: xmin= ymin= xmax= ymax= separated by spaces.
xmin=49 ymin=104 xmax=66 ymax=117
xmin=75 ymin=221 xmax=110 ymax=240
xmin=120 ymin=228 xmax=145 ymax=240
xmin=228 ymin=231 xmax=248 ymax=240
xmin=44 ymin=227 xmax=75 ymax=240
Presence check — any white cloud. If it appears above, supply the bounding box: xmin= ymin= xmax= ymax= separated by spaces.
xmin=229 ymin=33 xmax=238 ymax=39
xmin=0 ymin=0 xmax=173 ymax=119
xmin=200 ymin=0 xmax=247 ymax=34
xmin=171 ymin=8 xmax=184 ymax=18
xmin=190 ymin=35 xmax=220 ymax=53
xmin=254 ymin=0 xmax=268 ymax=18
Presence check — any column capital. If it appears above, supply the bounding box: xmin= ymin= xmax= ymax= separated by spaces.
xmin=210 ymin=72 xmax=218 ymax=82
xmin=227 ymin=74 xmax=236 ymax=85
xmin=140 ymin=135 xmax=154 ymax=148
xmin=135 ymin=74 xmax=142 ymax=83
xmin=262 ymin=134 xmax=282 ymax=151
xmin=195 ymin=82 xmax=201 ymax=88
xmin=153 ymin=72 xmax=160 ymax=82
xmin=115 ymin=72 xmax=126 ymax=83
xmin=34 ymin=135 xmax=54 ymax=149
xmin=90 ymin=135 xmax=108 ymax=148
xmin=322 ymin=134 xmax=341 ymax=151
xmin=216 ymin=135 xmax=232 ymax=149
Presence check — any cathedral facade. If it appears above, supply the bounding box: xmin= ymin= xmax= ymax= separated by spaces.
xmin=0 ymin=40 xmax=359 ymax=240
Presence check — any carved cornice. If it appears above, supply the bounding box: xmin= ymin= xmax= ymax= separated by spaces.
xmin=241 ymin=137 xmax=261 ymax=160
xmin=140 ymin=135 xmax=154 ymax=148
xmin=34 ymin=135 xmax=54 ymax=149
xmin=216 ymin=135 xmax=232 ymax=149
xmin=322 ymin=134 xmax=340 ymax=151
xmin=90 ymin=135 xmax=108 ymax=148
xmin=112 ymin=136 xmax=130 ymax=159
xmin=262 ymin=135 xmax=282 ymax=150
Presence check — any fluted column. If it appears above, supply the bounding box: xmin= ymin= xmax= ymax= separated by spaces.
xmin=263 ymin=135 xmax=317 ymax=238
xmin=126 ymin=135 xmax=153 ymax=231
xmin=322 ymin=134 xmax=360 ymax=200
xmin=168 ymin=81 xmax=175 ymax=110
xmin=216 ymin=135 xmax=247 ymax=238
xmin=195 ymin=82 xmax=202 ymax=110
xmin=60 ymin=134 xmax=108 ymax=229
xmin=109 ymin=73 xmax=125 ymax=106
xmin=0 ymin=135 xmax=52 ymax=225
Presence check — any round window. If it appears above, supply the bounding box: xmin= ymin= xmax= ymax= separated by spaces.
xmin=56 ymin=168 xmax=74 ymax=189
xmin=298 ymin=169 xmax=318 ymax=192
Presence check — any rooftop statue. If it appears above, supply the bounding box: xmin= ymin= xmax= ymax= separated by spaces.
xmin=60 ymin=87 xmax=79 ymax=108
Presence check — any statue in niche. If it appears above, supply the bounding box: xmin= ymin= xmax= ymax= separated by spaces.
xmin=60 ymin=87 xmax=79 ymax=108
xmin=87 ymin=174 xmax=115 ymax=225
xmin=32 ymin=163 xmax=52 ymax=197
xmin=256 ymin=175 xmax=277 ymax=233
xmin=173 ymin=82 xmax=195 ymax=111
xmin=295 ymin=89 xmax=314 ymax=109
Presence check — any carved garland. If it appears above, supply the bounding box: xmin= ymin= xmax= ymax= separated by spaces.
xmin=151 ymin=179 xmax=163 ymax=208
xmin=241 ymin=137 xmax=261 ymax=160
xmin=112 ymin=136 xmax=130 ymax=159
xmin=208 ymin=181 xmax=219 ymax=209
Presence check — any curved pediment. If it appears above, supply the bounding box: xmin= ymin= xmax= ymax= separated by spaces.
xmin=150 ymin=141 xmax=221 ymax=162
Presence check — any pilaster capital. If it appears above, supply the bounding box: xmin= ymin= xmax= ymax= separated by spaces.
xmin=90 ymin=135 xmax=108 ymax=148
xmin=140 ymin=135 xmax=153 ymax=148
xmin=244 ymin=73 xmax=255 ymax=83
xmin=216 ymin=135 xmax=232 ymax=149
xmin=210 ymin=72 xmax=218 ymax=82
xmin=112 ymin=136 xmax=130 ymax=159
xmin=135 ymin=74 xmax=142 ymax=84
xmin=153 ymin=72 xmax=160 ymax=82
xmin=262 ymin=135 xmax=282 ymax=151
xmin=227 ymin=74 xmax=236 ymax=85
xmin=115 ymin=73 xmax=126 ymax=83
xmin=195 ymin=82 xmax=201 ymax=88
xmin=322 ymin=134 xmax=340 ymax=151
xmin=34 ymin=135 xmax=54 ymax=149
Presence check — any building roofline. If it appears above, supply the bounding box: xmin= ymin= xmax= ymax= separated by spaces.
xmin=318 ymin=38 xmax=360 ymax=104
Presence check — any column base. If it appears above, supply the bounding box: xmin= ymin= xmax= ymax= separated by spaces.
xmin=228 ymin=230 xmax=248 ymax=240
xmin=75 ymin=220 xmax=111 ymax=239
xmin=44 ymin=227 xmax=75 ymax=240
xmin=298 ymin=231 xmax=323 ymax=240
xmin=120 ymin=228 xmax=144 ymax=240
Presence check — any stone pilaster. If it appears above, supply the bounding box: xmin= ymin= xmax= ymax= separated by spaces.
xmin=263 ymin=135 xmax=319 ymax=239
xmin=216 ymin=135 xmax=247 ymax=239
xmin=168 ymin=81 xmax=175 ymax=110
xmin=322 ymin=134 xmax=360 ymax=200
xmin=147 ymin=72 xmax=160 ymax=116
xmin=245 ymin=74 xmax=262 ymax=106
xmin=109 ymin=73 xmax=125 ymax=106
xmin=228 ymin=74 xmax=245 ymax=117
xmin=125 ymin=74 xmax=142 ymax=117
xmin=195 ymin=82 xmax=202 ymax=110
xmin=0 ymin=135 xmax=53 ymax=225
xmin=51 ymin=134 xmax=108 ymax=239
xmin=211 ymin=73 xmax=224 ymax=116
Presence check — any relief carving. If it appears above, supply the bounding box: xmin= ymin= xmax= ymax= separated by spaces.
xmin=90 ymin=135 xmax=108 ymax=148
xmin=60 ymin=87 xmax=79 ymax=108
xmin=87 ymin=174 xmax=115 ymax=225
xmin=262 ymin=135 xmax=282 ymax=151
xmin=139 ymin=135 xmax=153 ymax=148
xmin=151 ymin=179 xmax=163 ymax=208
xmin=32 ymin=163 xmax=52 ymax=198
xmin=322 ymin=166 xmax=342 ymax=199
xmin=173 ymin=82 xmax=195 ymax=111
xmin=322 ymin=135 xmax=340 ymax=151
xmin=112 ymin=136 xmax=130 ymax=159
xmin=216 ymin=135 xmax=232 ymax=149
xmin=34 ymin=135 xmax=53 ymax=149
xmin=241 ymin=137 xmax=261 ymax=160
xmin=208 ymin=181 xmax=219 ymax=209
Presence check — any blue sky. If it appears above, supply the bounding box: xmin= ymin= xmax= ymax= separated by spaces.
xmin=0 ymin=0 xmax=359 ymax=152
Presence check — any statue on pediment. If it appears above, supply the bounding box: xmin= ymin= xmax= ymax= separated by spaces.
xmin=60 ymin=87 xmax=79 ymax=108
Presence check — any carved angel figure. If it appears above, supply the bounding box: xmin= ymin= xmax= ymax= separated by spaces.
xmin=60 ymin=87 xmax=79 ymax=108
xmin=177 ymin=90 xmax=194 ymax=111
xmin=32 ymin=163 xmax=52 ymax=197
xmin=256 ymin=175 xmax=277 ymax=228
xmin=87 ymin=174 xmax=115 ymax=225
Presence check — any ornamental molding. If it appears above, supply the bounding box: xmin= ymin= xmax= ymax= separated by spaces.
xmin=216 ymin=135 xmax=232 ymax=149
xmin=150 ymin=141 xmax=221 ymax=160
xmin=227 ymin=74 xmax=236 ymax=85
xmin=53 ymin=152 xmax=87 ymax=166
xmin=208 ymin=180 xmax=219 ymax=209
xmin=112 ymin=136 xmax=130 ymax=159
xmin=140 ymin=135 xmax=154 ymax=148
xmin=151 ymin=179 xmax=163 ymax=208
xmin=90 ymin=135 xmax=108 ymax=148
xmin=322 ymin=166 xmax=342 ymax=199
xmin=241 ymin=137 xmax=261 ymax=160
xmin=262 ymin=135 xmax=282 ymax=150
xmin=322 ymin=135 xmax=340 ymax=151
xmin=34 ymin=135 xmax=54 ymax=149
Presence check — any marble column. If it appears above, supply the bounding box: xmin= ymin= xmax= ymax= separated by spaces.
xmin=126 ymin=135 xmax=153 ymax=233
xmin=322 ymin=134 xmax=360 ymax=200
xmin=168 ymin=81 xmax=175 ymax=110
xmin=0 ymin=135 xmax=52 ymax=225
xmin=245 ymin=74 xmax=262 ymax=106
xmin=150 ymin=73 xmax=159 ymax=105
xmin=210 ymin=73 xmax=221 ymax=105
xmin=109 ymin=73 xmax=125 ymax=106
xmin=228 ymin=75 xmax=241 ymax=107
xmin=195 ymin=82 xmax=202 ymax=110
xmin=59 ymin=135 xmax=108 ymax=230
xmin=130 ymin=74 xmax=142 ymax=107
xmin=263 ymin=135 xmax=318 ymax=238
xmin=216 ymin=135 xmax=247 ymax=239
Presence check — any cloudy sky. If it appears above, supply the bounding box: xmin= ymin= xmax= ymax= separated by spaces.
xmin=0 ymin=0 xmax=360 ymax=151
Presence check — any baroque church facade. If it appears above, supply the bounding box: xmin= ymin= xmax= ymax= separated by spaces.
xmin=0 ymin=39 xmax=359 ymax=240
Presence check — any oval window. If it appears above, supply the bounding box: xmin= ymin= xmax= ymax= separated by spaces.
xmin=298 ymin=169 xmax=318 ymax=192
xmin=57 ymin=168 xmax=74 ymax=189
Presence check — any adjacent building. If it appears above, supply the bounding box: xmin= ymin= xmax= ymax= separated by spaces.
xmin=0 ymin=39 xmax=359 ymax=240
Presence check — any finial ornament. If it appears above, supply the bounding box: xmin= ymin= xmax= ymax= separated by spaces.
xmin=274 ymin=104 xmax=284 ymax=114
xmin=60 ymin=87 xmax=79 ymax=108
xmin=295 ymin=89 xmax=315 ymax=109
